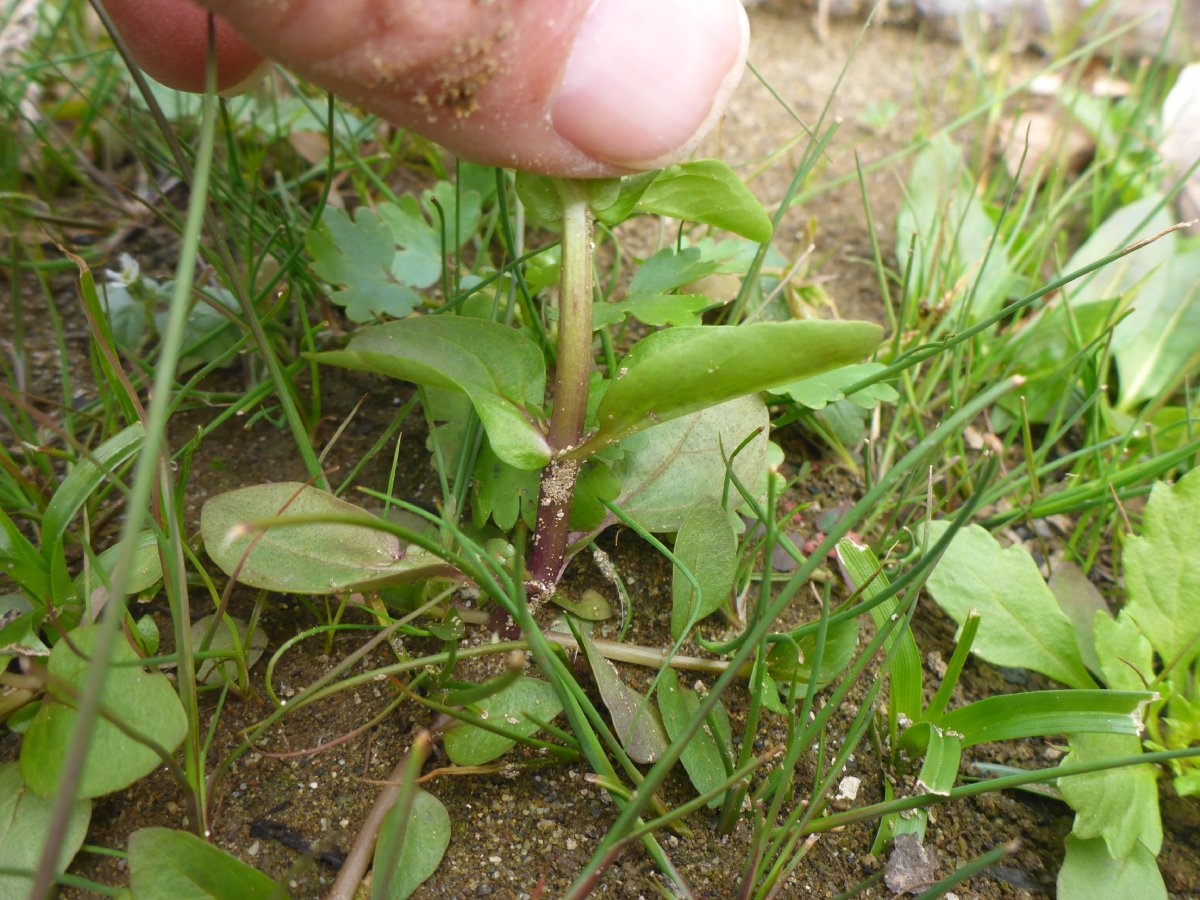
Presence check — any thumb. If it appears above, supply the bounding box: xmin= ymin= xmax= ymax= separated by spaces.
xmin=101 ymin=0 xmax=749 ymax=178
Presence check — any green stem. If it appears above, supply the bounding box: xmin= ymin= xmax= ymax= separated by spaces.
xmin=528 ymin=182 xmax=593 ymax=596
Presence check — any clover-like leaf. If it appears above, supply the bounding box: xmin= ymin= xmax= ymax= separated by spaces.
xmin=1123 ymin=466 xmax=1200 ymax=666
xmin=306 ymin=206 xmax=421 ymax=322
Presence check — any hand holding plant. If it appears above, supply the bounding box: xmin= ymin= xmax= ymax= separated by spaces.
xmin=99 ymin=0 xmax=751 ymax=177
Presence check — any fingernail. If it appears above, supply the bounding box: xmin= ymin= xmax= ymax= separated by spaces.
xmin=551 ymin=0 xmax=749 ymax=169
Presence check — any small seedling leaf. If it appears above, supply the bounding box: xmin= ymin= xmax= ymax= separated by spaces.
xmin=582 ymin=320 xmax=881 ymax=455
xmin=578 ymin=630 xmax=669 ymax=764
xmin=657 ymin=668 xmax=730 ymax=806
xmin=442 ymin=677 xmax=564 ymax=766
xmin=191 ymin=615 xmax=268 ymax=686
xmin=313 ymin=316 xmax=551 ymax=469
xmin=549 ymin=589 xmax=613 ymax=621
xmin=201 ymin=483 xmax=459 ymax=594
xmin=923 ymin=521 xmax=1095 ymax=689
xmin=609 ymin=396 xmax=768 ymax=535
xmin=372 ymin=789 xmax=451 ymax=900
xmin=1058 ymin=835 xmax=1166 ymax=900
xmin=128 ymin=827 xmax=283 ymax=899
xmin=670 ymin=499 xmax=737 ymax=640
xmin=0 ymin=763 xmax=90 ymax=897
xmin=634 ymin=160 xmax=774 ymax=243
xmin=20 ymin=626 xmax=187 ymax=799
xmin=1122 ymin=466 xmax=1200 ymax=667
xmin=1059 ymin=732 xmax=1162 ymax=858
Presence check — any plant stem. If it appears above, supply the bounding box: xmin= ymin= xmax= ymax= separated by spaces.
xmin=528 ymin=182 xmax=593 ymax=596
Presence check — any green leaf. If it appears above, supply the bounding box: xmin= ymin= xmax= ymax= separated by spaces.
xmin=569 ymin=460 xmax=622 ymax=531
xmin=628 ymin=247 xmax=722 ymax=296
xmin=656 ymin=668 xmax=731 ymax=807
xmin=1113 ymin=243 xmax=1200 ymax=407
xmin=42 ymin=423 xmax=145 ymax=565
xmin=836 ymin=538 xmax=922 ymax=720
xmin=770 ymin=362 xmax=898 ymax=411
xmin=591 ymin=172 xmax=658 ymax=227
xmin=886 ymin=724 xmax=962 ymax=842
xmin=372 ymin=790 xmax=451 ymax=900
xmin=634 ymin=160 xmax=773 ymax=243
xmin=128 ymin=827 xmax=283 ymax=899
xmin=1060 ymin=732 xmax=1162 ymax=858
xmin=580 ymin=320 xmax=881 ymax=456
xmin=421 ymin=180 xmax=484 ymax=253
xmin=1061 ymin=198 xmax=1175 ymax=311
xmin=1092 ymin=610 xmax=1154 ymax=692
xmin=1057 ymin=193 xmax=1200 ymax=408
xmin=201 ymin=483 xmax=459 ymax=594
xmin=766 ymin=622 xmax=859 ymax=689
xmin=159 ymin=285 xmax=242 ymax=373
xmin=1058 ymin=835 xmax=1166 ymax=900
xmin=1000 ymin=296 xmax=1122 ymax=423
xmin=934 ymin=689 xmax=1151 ymax=748
xmin=442 ymin=677 xmax=564 ymax=766
xmin=923 ymin=521 xmax=1096 ymax=689
xmin=549 ymin=588 xmax=613 ymax=621
xmin=306 ymin=206 xmax=422 ymax=322
xmin=0 ymin=508 xmax=47 ymax=600
xmin=513 ymin=172 xmax=564 ymax=224
xmin=21 ymin=626 xmax=188 ymax=799
xmin=313 ymin=316 xmax=551 ymax=469
xmin=76 ymin=530 xmax=164 ymax=608
xmin=376 ymin=195 xmax=444 ymax=287
xmin=896 ymin=135 xmax=1014 ymax=323
xmin=0 ymin=763 xmax=90 ymax=897
xmin=577 ymin=629 xmax=669 ymax=765
xmin=609 ymin=396 xmax=769 ymax=535
xmin=670 ymin=499 xmax=737 ymax=640
xmin=593 ymin=293 xmax=712 ymax=329
xmin=1047 ymin=562 xmax=1109 ymax=678
xmin=1122 ymin=467 xmax=1200 ymax=666
xmin=191 ymin=615 xmax=268 ymax=687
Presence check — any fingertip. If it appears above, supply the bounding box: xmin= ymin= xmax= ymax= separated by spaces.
xmin=102 ymin=0 xmax=268 ymax=94
xmin=550 ymin=0 xmax=749 ymax=169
